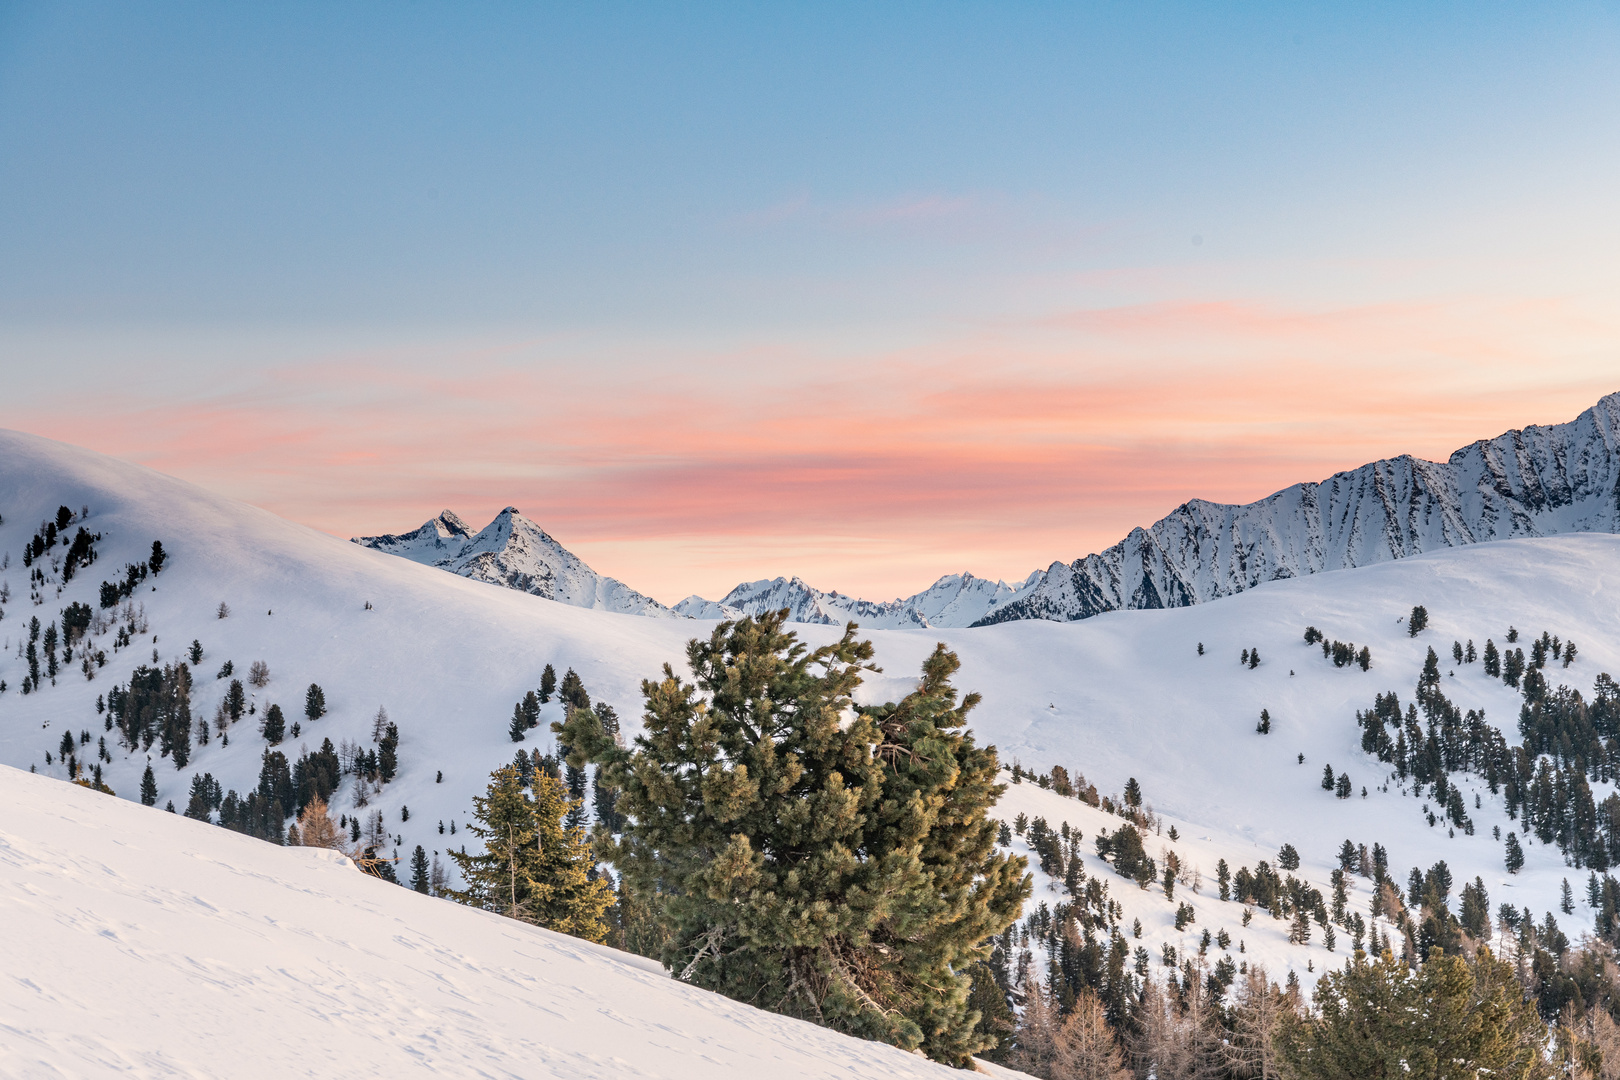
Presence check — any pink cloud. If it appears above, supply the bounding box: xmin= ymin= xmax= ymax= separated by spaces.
xmin=5 ymin=290 xmax=1617 ymax=602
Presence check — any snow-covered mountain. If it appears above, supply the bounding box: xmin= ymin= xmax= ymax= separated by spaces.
xmin=0 ymin=764 xmax=1015 ymax=1079
xmin=680 ymin=389 xmax=1620 ymax=629
xmin=3 ymin=425 xmax=1620 ymax=991
xmin=977 ymin=390 xmax=1620 ymax=625
xmin=673 ymin=570 xmax=1039 ymax=628
xmin=355 ymin=507 xmax=673 ymax=618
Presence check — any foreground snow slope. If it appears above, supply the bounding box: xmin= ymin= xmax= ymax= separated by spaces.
xmin=3 ymin=428 xmax=1619 ymax=981
xmin=0 ymin=765 xmax=1002 ymax=1079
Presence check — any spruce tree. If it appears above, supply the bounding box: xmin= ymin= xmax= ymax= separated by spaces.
xmin=557 ymin=612 xmax=1030 ymax=1065
xmin=378 ymin=722 xmax=398 ymax=782
xmin=1505 ymin=832 xmax=1524 ymax=874
xmin=539 ymin=663 xmax=556 ymax=703
xmin=140 ymin=763 xmax=157 ymax=806
xmin=304 ymin=683 xmax=326 ymax=721
xmin=447 ymin=765 xmax=614 ymax=940
xmin=1483 ymin=639 xmax=1500 ymax=677
xmin=262 ymin=703 xmax=285 ymax=745
xmin=411 ymin=845 xmax=431 ymax=893
xmin=1257 ymin=708 xmax=1271 ymax=734
xmin=508 ymin=703 xmax=527 ymax=742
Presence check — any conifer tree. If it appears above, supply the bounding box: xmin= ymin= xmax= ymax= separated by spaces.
xmin=1407 ymin=605 xmax=1429 ymax=636
xmin=1277 ymin=948 xmax=1553 ymax=1079
xmin=140 ymin=762 xmax=157 ymax=806
xmin=557 ymin=612 xmax=1030 ymax=1065
xmin=304 ymin=683 xmax=326 ymax=721
xmin=1322 ymin=764 xmax=1335 ymax=790
xmin=508 ymin=702 xmax=527 ymax=742
xmin=411 ymin=845 xmax=430 ymax=893
xmin=447 ymin=765 xmax=614 ymax=941
xmin=1257 ymin=708 xmax=1271 ymax=734
xmin=262 ymin=703 xmax=285 ymax=745
xmin=1483 ymin=638 xmax=1500 ymax=677
xmin=1505 ymin=831 xmax=1524 ymax=874
xmin=378 ymin=722 xmax=398 ymax=782
xmin=538 ymin=663 xmax=556 ymax=703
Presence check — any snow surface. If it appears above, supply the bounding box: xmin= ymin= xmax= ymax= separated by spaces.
xmin=2 ymin=427 xmax=1618 ymax=988
xmin=0 ymin=764 xmax=1018 ymax=1078
xmin=355 ymin=507 xmax=673 ymax=618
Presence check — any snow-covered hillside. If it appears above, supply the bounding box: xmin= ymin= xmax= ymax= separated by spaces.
xmin=3 ymin=427 xmax=1620 ymax=986
xmin=673 ymin=570 xmax=1038 ymax=628
xmin=355 ymin=507 xmax=673 ymax=618
xmin=0 ymin=764 xmax=1017 ymax=1079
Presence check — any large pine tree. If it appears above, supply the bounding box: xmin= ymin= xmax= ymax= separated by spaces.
xmin=447 ymin=766 xmax=614 ymax=941
xmin=558 ymin=611 xmax=1030 ymax=1065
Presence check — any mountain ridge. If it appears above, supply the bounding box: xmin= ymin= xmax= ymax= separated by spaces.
xmin=354 ymin=507 xmax=674 ymax=618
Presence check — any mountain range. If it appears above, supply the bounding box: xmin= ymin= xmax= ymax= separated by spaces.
xmin=354 ymin=391 xmax=1620 ymax=629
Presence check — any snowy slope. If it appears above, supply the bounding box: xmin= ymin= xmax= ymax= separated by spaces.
xmin=672 ymin=570 xmax=1037 ymax=628
xmin=355 ymin=507 xmax=673 ymax=618
xmin=0 ymin=764 xmax=1021 ymax=1079
xmin=3 ymin=428 xmax=1619 ymax=986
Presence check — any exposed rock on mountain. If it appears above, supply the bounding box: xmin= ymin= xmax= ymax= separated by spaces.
xmin=673 ymin=571 xmax=1039 ymax=629
xmin=975 ymin=389 xmax=1620 ymax=624
xmin=355 ymin=507 xmax=673 ymax=618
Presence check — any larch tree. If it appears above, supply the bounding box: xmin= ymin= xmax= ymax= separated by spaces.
xmin=557 ymin=610 xmax=1030 ymax=1066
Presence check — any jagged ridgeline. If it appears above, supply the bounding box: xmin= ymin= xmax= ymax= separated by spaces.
xmin=647 ymin=391 xmax=1620 ymax=629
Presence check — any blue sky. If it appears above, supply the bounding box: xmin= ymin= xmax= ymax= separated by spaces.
xmin=3 ymin=2 xmax=1619 ymax=599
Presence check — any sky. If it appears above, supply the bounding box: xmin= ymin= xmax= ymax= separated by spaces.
xmin=2 ymin=2 xmax=1619 ymax=604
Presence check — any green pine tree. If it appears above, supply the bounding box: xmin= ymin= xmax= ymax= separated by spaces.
xmin=1277 ymin=948 xmax=1553 ymax=1079
xmin=261 ymin=703 xmax=285 ymax=745
xmin=140 ymin=762 xmax=157 ymax=806
xmin=508 ymin=702 xmax=527 ymax=742
xmin=1505 ymin=832 xmax=1524 ymax=874
xmin=538 ymin=663 xmax=557 ymax=703
xmin=557 ymin=612 xmax=1030 ymax=1066
xmin=411 ymin=844 xmax=430 ymax=893
xmin=447 ymin=765 xmax=614 ymax=941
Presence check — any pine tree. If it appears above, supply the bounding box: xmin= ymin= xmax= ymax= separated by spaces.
xmin=261 ymin=703 xmax=285 ymax=745
xmin=411 ymin=845 xmax=430 ymax=893
xmin=1276 ymin=948 xmax=1553 ymax=1079
xmin=1505 ymin=831 xmax=1524 ymax=874
xmin=140 ymin=762 xmax=157 ymax=806
xmin=378 ymin=722 xmax=398 ymax=782
xmin=189 ymin=639 xmax=203 ymax=664
xmin=149 ymin=540 xmax=166 ymax=574
xmin=1561 ymin=878 xmax=1574 ymax=915
xmin=508 ymin=702 xmax=527 ymax=742
xmin=538 ymin=663 xmax=556 ymax=703
xmin=1407 ymin=605 xmax=1429 ymax=636
xmin=1123 ymin=776 xmax=1143 ymax=807
xmin=558 ymin=612 xmax=1030 ymax=1065
xmin=447 ymin=766 xmax=614 ymax=941
xmin=1466 ymin=639 xmax=1477 ymax=663
xmin=1322 ymin=764 xmax=1335 ymax=791
xmin=304 ymin=683 xmax=326 ymax=721
xmin=1257 ymin=708 xmax=1271 ymax=734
